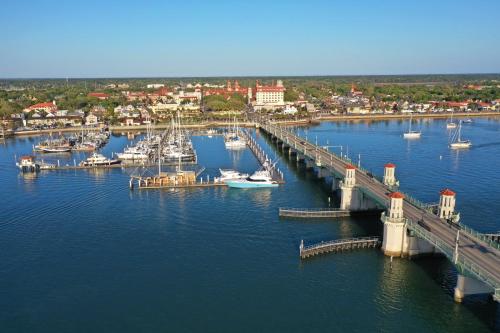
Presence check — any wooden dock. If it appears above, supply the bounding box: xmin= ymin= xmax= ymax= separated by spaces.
xmin=279 ymin=207 xmax=351 ymax=218
xmin=299 ymin=237 xmax=381 ymax=259
xmin=241 ymin=130 xmax=284 ymax=183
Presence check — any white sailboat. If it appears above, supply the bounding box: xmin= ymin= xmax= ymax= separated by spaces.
xmin=449 ymin=121 xmax=471 ymax=149
xmin=224 ymin=118 xmax=246 ymax=149
xmin=446 ymin=111 xmax=457 ymax=129
xmin=403 ymin=113 xmax=421 ymax=139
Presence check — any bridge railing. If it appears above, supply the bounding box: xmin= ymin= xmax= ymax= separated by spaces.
xmin=406 ymin=219 xmax=499 ymax=291
xmin=280 ymin=207 xmax=347 ymax=212
xmin=459 ymin=224 xmax=500 ymax=250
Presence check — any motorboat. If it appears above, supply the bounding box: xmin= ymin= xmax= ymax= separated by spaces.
xmin=79 ymin=153 xmax=121 ymax=166
xmin=225 ymin=169 xmax=278 ymax=188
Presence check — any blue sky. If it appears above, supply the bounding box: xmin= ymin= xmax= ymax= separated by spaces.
xmin=1 ymin=0 xmax=499 ymax=78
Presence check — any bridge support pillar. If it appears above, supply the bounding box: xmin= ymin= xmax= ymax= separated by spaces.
xmin=305 ymin=159 xmax=315 ymax=169
xmin=381 ymin=192 xmax=407 ymax=257
xmin=316 ymin=167 xmax=330 ymax=178
xmin=454 ymin=274 xmax=494 ymax=303
xmin=340 ymin=165 xmax=357 ymax=210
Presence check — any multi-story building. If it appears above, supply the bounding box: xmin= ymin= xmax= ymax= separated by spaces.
xmin=23 ymin=101 xmax=57 ymax=113
xmin=253 ymin=80 xmax=285 ymax=110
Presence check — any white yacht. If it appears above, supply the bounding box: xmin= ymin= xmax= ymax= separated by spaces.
xmin=224 ymin=134 xmax=247 ymax=149
xmin=218 ymin=169 xmax=249 ymax=182
xmin=116 ymin=147 xmax=150 ymax=160
xmin=449 ymin=121 xmax=471 ymax=149
xmin=225 ymin=168 xmax=278 ymax=188
xmin=79 ymin=153 xmax=121 ymax=166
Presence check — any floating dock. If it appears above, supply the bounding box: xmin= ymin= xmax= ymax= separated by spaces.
xmin=34 ymin=160 xmax=197 ymax=171
xmin=299 ymin=237 xmax=381 ymax=259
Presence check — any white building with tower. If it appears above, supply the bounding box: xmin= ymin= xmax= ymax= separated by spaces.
xmin=253 ymin=80 xmax=285 ymax=110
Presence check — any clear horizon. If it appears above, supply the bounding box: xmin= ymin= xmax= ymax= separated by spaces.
xmin=2 ymin=0 xmax=500 ymax=78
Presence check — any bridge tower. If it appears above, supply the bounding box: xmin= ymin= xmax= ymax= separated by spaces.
xmin=340 ymin=165 xmax=356 ymax=210
xmin=381 ymin=192 xmax=407 ymax=257
xmin=438 ymin=189 xmax=456 ymax=220
xmin=383 ymin=163 xmax=398 ymax=187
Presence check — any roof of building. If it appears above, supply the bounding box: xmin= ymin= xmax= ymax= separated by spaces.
xmin=388 ymin=192 xmax=405 ymax=199
xmin=440 ymin=189 xmax=456 ymax=196
xmin=27 ymin=102 xmax=56 ymax=110
xmin=88 ymin=92 xmax=110 ymax=98
xmin=384 ymin=163 xmax=396 ymax=168
xmin=345 ymin=164 xmax=356 ymax=170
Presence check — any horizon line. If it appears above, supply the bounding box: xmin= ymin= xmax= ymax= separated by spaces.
xmin=1 ymin=72 xmax=500 ymax=81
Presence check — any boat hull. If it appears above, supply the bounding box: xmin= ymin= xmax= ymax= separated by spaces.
xmin=225 ymin=180 xmax=279 ymax=188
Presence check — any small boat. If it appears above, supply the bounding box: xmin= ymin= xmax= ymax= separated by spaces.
xmin=224 ymin=135 xmax=247 ymax=149
xmin=225 ymin=168 xmax=279 ymax=188
xmin=403 ymin=114 xmax=421 ymax=139
xmin=79 ymin=153 xmax=121 ymax=166
xmin=16 ymin=156 xmax=40 ymax=172
xmin=463 ymin=118 xmax=473 ymax=123
xmin=449 ymin=121 xmax=471 ymax=149
xmin=219 ymin=169 xmax=249 ymax=182
xmin=446 ymin=112 xmax=457 ymax=129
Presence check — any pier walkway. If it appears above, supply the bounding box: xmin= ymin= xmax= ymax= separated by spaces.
xmin=279 ymin=208 xmax=351 ymax=218
xmin=300 ymin=237 xmax=381 ymax=259
xmin=260 ymin=120 xmax=500 ymax=301
xmin=241 ymin=130 xmax=284 ymax=183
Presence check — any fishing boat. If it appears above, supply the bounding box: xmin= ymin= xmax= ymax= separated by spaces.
xmin=449 ymin=121 xmax=471 ymax=149
xmin=218 ymin=169 xmax=249 ymax=182
xmin=403 ymin=113 xmax=421 ymax=139
xmin=79 ymin=153 xmax=121 ymax=166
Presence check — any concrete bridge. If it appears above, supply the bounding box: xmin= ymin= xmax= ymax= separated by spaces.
xmin=259 ymin=121 xmax=500 ymax=303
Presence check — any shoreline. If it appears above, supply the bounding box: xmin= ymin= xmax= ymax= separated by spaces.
xmin=9 ymin=111 xmax=500 ymax=136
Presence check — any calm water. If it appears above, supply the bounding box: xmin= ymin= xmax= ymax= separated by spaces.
xmin=1 ymin=118 xmax=499 ymax=332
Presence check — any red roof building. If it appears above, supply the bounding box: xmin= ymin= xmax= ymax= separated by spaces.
xmin=384 ymin=163 xmax=396 ymax=168
xmin=88 ymin=92 xmax=110 ymax=100
xmin=24 ymin=101 xmax=57 ymax=113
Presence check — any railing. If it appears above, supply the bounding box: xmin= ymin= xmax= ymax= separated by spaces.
xmin=459 ymin=224 xmax=500 ymax=250
xmin=406 ymin=218 xmax=499 ymax=292
xmin=301 ymin=236 xmax=380 ymax=251
xmin=280 ymin=207 xmax=346 ymax=212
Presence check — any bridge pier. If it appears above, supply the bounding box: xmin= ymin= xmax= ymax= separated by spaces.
xmin=316 ymin=167 xmax=330 ymax=179
xmin=340 ymin=165 xmax=359 ymax=210
xmin=305 ymin=158 xmax=315 ymax=169
xmin=454 ymin=274 xmax=494 ymax=302
xmin=381 ymin=192 xmax=407 ymax=257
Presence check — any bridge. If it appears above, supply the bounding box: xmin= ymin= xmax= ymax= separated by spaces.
xmin=300 ymin=237 xmax=381 ymax=259
xmin=259 ymin=120 xmax=500 ymax=303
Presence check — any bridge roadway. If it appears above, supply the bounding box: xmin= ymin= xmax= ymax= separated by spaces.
xmin=261 ymin=122 xmax=500 ymax=295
